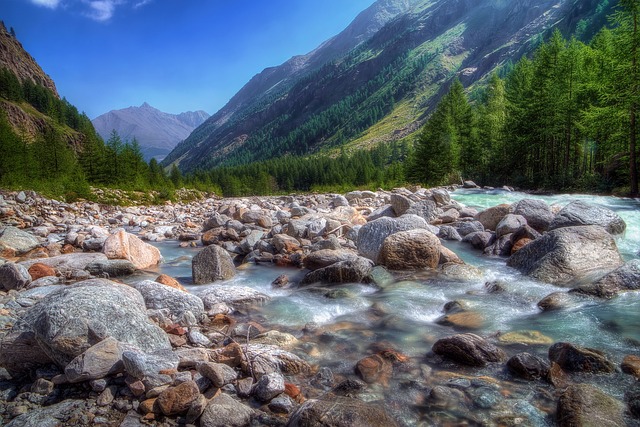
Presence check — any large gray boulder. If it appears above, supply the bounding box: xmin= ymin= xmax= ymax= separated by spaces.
xmin=379 ymin=229 xmax=441 ymax=270
xmin=0 ymin=226 xmax=40 ymax=255
xmin=549 ymin=200 xmax=626 ymax=234
xmin=192 ymin=244 xmax=236 ymax=284
xmin=287 ymin=395 xmax=398 ymax=427
xmin=513 ymin=199 xmax=554 ymax=232
xmin=130 ymin=280 xmax=205 ymax=322
xmin=357 ymin=215 xmax=429 ymax=262
xmin=571 ymin=259 xmax=640 ymax=298
xmin=405 ymin=200 xmax=439 ymax=222
xmin=507 ymin=226 xmax=623 ymax=285
xmin=4 ymin=279 xmax=170 ymax=368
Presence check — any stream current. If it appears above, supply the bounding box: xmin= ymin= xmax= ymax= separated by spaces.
xmin=131 ymin=189 xmax=640 ymax=426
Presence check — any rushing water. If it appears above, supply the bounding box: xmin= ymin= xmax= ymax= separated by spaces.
xmin=146 ymin=189 xmax=640 ymax=425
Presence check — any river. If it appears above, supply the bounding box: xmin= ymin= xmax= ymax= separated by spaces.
xmin=138 ymin=188 xmax=640 ymax=426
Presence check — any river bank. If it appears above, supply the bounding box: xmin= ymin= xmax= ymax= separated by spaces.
xmin=0 ymin=185 xmax=639 ymax=426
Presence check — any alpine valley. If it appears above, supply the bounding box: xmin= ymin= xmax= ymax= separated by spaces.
xmin=162 ymin=0 xmax=614 ymax=172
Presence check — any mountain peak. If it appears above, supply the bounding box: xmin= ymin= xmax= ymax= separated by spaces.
xmin=140 ymin=102 xmax=152 ymax=108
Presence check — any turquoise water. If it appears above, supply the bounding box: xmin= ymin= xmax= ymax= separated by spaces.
xmin=147 ymin=189 xmax=640 ymax=425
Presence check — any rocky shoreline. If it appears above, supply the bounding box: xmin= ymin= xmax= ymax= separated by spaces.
xmin=0 ymin=186 xmax=639 ymax=426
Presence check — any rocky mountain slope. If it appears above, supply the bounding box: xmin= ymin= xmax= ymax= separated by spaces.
xmin=92 ymin=103 xmax=209 ymax=161
xmin=163 ymin=0 xmax=614 ymax=172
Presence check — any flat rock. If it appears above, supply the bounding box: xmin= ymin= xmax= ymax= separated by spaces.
xmin=64 ymin=337 xmax=125 ymax=383
xmin=507 ymin=226 xmax=623 ymax=285
xmin=84 ymin=259 xmax=136 ymax=277
xmin=304 ymin=249 xmax=359 ymax=271
xmin=198 ymin=285 xmax=270 ymax=310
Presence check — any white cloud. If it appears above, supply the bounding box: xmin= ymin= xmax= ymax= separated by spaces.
xmin=133 ymin=0 xmax=152 ymax=9
xmin=30 ymin=0 xmax=61 ymax=8
xmin=84 ymin=0 xmax=122 ymax=22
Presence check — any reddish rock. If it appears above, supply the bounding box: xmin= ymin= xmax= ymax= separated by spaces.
xmin=511 ymin=237 xmax=532 ymax=254
xmin=355 ymin=350 xmax=409 ymax=386
xmin=61 ymin=244 xmax=75 ymax=254
xmin=103 ymin=229 xmax=161 ymax=269
xmin=155 ymin=380 xmax=201 ymax=416
xmin=28 ymin=263 xmax=56 ymax=280
xmin=155 ymin=274 xmax=187 ymax=292
xmin=622 ymin=355 xmax=640 ymax=379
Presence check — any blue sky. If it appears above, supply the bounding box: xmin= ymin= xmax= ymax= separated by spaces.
xmin=3 ymin=0 xmax=375 ymax=118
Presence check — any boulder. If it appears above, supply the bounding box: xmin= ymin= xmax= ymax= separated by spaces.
xmin=513 ymin=199 xmax=554 ymax=232
xmin=507 ymin=226 xmax=623 ymax=285
xmin=548 ymin=342 xmax=615 ymax=373
xmin=432 ymin=189 xmax=451 ymax=205
xmin=571 ymin=259 xmax=640 ymax=298
xmin=304 ymin=249 xmax=359 ymax=271
xmin=451 ymin=220 xmax=485 ymax=237
xmin=8 ymin=279 xmax=170 ymax=368
xmin=438 ymin=225 xmax=462 ymax=241
xmin=622 ymin=355 xmax=640 ymax=380
xmin=198 ymin=285 xmax=270 ymax=310
xmin=557 ymin=384 xmax=625 ymax=427
xmin=19 ymin=253 xmax=109 ymax=275
xmin=287 ymin=395 xmax=398 ymax=427
xmin=357 ymin=215 xmax=429 ymax=262
xmin=210 ymin=343 xmax=310 ymax=377
xmin=103 ymin=229 xmax=161 ymax=269
xmin=496 ymin=214 xmax=527 ymax=238
xmin=537 ymin=292 xmax=575 ymax=311
xmin=27 ymin=263 xmax=56 ymax=280
xmin=200 ymin=393 xmax=254 ymax=427
xmin=84 ymin=259 xmax=136 ymax=277
xmin=192 ymin=244 xmax=236 ymax=284
xmin=300 ymin=257 xmax=373 ymax=285
xmin=197 ymin=362 xmax=238 ymax=388
xmin=432 ymin=333 xmax=506 ymax=367
xmin=474 ymin=204 xmax=511 ymax=231
xmin=64 ymin=337 xmax=125 ymax=383
xmin=379 ymin=229 xmax=441 ymax=270
xmin=156 ymin=380 xmax=201 ymax=416
xmin=272 ymin=234 xmax=301 ymax=254
xmin=390 ymin=194 xmax=412 ymax=216
xmin=506 ymin=352 xmax=550 ymax=380
xmin=253 ymin=371 xmax=285 ymax=402
xmin=0 ymin=262 xmax=31 ymax=290
xmin=405 ymin=200 xmax=439 ymax=222
xmin=550 ymin=200 xmax=626 ymax=234
xmin=0 ymin=226 xmax=40 ymax=256
xmin=130 ymin=280 xmax=205 ymax=322
xmin=463 ymin=231 xmax=495 ymax=250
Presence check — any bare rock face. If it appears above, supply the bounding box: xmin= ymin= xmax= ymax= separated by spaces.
xmin=380 ymin=229 xmax=441 ymax=270
xmin=103 ymin=229 xmax=161 ymax=269
xmin=507 ymin=225 xmax=623 ymax=285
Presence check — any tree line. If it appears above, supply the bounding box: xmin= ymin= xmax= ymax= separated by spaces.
xmin=409 ymin=1 xmax=640 ymax=195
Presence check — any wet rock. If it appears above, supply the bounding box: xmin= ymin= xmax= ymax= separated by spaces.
xmin=0 ymin=262 xmax=31 ymax=290
xmin=197 ymin=361 xmax=237 ymax=388
xmin=513 ymin=199 xmax=554 ymax=232
xmin=200 ymin=393 xmax=254 ymax=427
xmin=507 ymin=352 xmax=550 ymax=380
xmin=451 ymin=220 xmax=485 ymax=237
xmin=379 ymin=229 xmax=441 ymax=270
xmin=571 ymin=259 xmax=640 ymax=298
xmin=103 ymin=228 xmax=161 ymax=269
xmin=271 ymin=274 xmax=289 ymax=288
xmin=557 ymin=383 xmax=625 ymax=427
xmin=537 ymin=292 xmax=575 ymax=311
xmin=0 ymin=226 xmax=40 ymax=256
xmin=432 ymin=333 xmax=506 ymax=367
xmin=304 ymin=249 xmax=359 ymax=271
xmin=550 ymin=200 xmax=626 ymax=234
xmin=155 ymin=380 xmax=200 ymax=416
xmin=300 ymin=257 xmax=373 ymax=285
xmin=357 ymin=215 xmax=429 ymax=262
xmin=84 ymin=259 xmax=136 ymax=277
xmin=64 ymin=337 xmax=125 ymax=383
xmin=474 ymin=204 xmax=511 ymax=231
xmin=548 ymin=342 xmax=615 ymax=373
xmin=507 ymin=226 xmax=623 ymax=285
xmin=192 ymin=244 xmax=236 ymax=284
xmin=11 ymin=279 xmax=171 ymax=368
xmin=355 ymin=350 xmax=407 ymax=386
xmin=130 ymin=280 xmax=205 ymax=323
xmin=198 ymin=285 xmax=270 ymax=310
xmin=428 ymin=385 xmax=467 ymax=409
xmin=287 ymin=395 xmax=398 ymax=427
xmin=435 ymin=311 xmax=484 ymax=330
xmin=622 ymin=355 xmax=640 ymax=379
xmin=497 ymin=330 xmax=554 ymax=346
xmin=253 ymin=371 xmax=285 ymax=402
xmin=210 ymin=343 xmax=310 ymax=377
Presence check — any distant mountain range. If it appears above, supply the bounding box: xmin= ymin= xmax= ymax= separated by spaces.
xmin=92 ymin=103 xmax=209 ymax=161
xmin=162 ymin=0 xmax=614 ymax=172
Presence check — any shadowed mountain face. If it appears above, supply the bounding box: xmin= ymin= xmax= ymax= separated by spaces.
xmin=92 ymin=103 xmax=209 ymax=161
xmin=163 ymin=0 xmax=613 ymax=173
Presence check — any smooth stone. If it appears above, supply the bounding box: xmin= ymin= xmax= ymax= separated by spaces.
xmin=513 ymin=199 xmax=554 ymax=232
xmin=571 ymin=259 xmax=640 ymax=298
xmin=304 ymin=249 xmax=359 ymax=271
xmin=474 ymin=204 xmax=511 ymax=231
xmin=197 ymin=285 xmax=270 ymax=310
xmin=197 ymin=362 xmax=237 ymax=388
xmin=379 ymin=229 xmax=441 ymax=270
xmin=300 ymin=257 xmax=373 ymax=285
xmin=497 ymin=330 xmax=554 ymax=345
xmin=357 ymin=215 xmax=429 ymax=263
xmin=432 ymin=333 xmax=506 ymax=367
xmin=507 ymin=352 xmax=550 ymax=380
xmin=64 ymin=337 xmax=125 ymax=383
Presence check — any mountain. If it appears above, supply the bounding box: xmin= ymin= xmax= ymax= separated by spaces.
xmin=92 ymin=103 xmax=209 ymax=161
xmin=163 ymin=0 xmax=615 ymax=172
